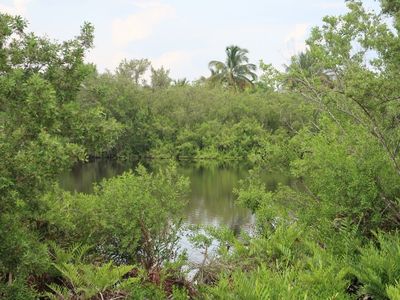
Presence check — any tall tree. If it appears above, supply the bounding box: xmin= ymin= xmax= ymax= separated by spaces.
xmin=0 ymin=13 xmax=121 ymax=297
xmin=115 ymin=58 xmax=151 ymax=85
xmin=208 ymin=45 xmax=257 ymax=91
xmin=287 ymin=0 xmax=400 ymax=177
xmin=282 ymin=0 xmax=400 ymax=231
xmin=150 ymin=66 xmax=172 ymax=89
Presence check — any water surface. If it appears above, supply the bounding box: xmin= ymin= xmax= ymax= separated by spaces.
xmin=60 ymin=160 xmax=292 ymax=233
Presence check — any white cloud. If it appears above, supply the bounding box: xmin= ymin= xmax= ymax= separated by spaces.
xmin=151 ymin=49 xmax=203 ymax=80
xmin=152 ymin=50 xmax=194 ymax=70
xmin=86 ymin=48 xmax=130 ymax=72
xmin=112 ymin=1 xmax=175 ymax=46
xmin=283 ymin=23 xmax=309 ymax=59
xmin=0 ymin=0 xmax=31 ymax=16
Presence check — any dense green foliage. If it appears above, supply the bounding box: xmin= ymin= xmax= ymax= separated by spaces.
xmin=0 ymin=14 xmax=120 ymax=299
xmin=44 ymin=164 xmax=189 ymax=267
xmin=79 ymin=76 xmax=310 ymax=160
xmin=1 ymin=0 xmax=400 ymax=299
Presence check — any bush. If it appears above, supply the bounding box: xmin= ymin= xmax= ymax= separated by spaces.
xmin=352 ymin=232 xmax=400 ymax=299
xmin=44 ymin=163 xmax=189 ymax=269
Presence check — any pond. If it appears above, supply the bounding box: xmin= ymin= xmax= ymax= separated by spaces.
xmin=59 ymin=160 xmax=292 ymax=262
xmin=60 ymin=160 xmax=291 ymax=230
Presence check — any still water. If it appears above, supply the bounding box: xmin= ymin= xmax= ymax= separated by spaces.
xmin=60 ymin=160 xmax=291 ymax=262
xmin=60 ymin=160 xmax=291 ymax=234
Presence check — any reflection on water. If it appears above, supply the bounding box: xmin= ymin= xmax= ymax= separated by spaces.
xmin=181 ymin=164 xmax=253 ymax=234
xmin=60 ymin=160 xmax=127 ymax=193
xmin=59 ymin=160 xmax=291 ymax=233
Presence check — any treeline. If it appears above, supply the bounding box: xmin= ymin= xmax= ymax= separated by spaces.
xmin=79 ymin=74 xmax=311 ymax=161
xmin=66 ymin=48 xmax=313 ymax=161
xmin=1 ymin=0 xmax=400 ymax=299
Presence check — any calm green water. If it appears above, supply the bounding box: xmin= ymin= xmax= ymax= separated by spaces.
xmin=60 ymin=160 xmax=291 ymax=233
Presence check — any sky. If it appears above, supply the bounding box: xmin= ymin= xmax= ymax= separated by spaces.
xmin=0 ymin=0 xmax=378 ymax=80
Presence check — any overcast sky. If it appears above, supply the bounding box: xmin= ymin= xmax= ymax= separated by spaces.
xmin=0 ymin=0 xmax=378 ymax=80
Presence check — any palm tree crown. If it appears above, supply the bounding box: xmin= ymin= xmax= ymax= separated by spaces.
xmin=209 ymin=45 xmax=257 ymax=90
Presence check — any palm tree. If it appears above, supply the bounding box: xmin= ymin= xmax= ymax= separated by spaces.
xmin=208 ymin=45 xmax=257 ymax=91
xmin=285 ymin=50 xmax=334 ymax=89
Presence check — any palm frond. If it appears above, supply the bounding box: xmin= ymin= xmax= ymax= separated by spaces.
xmin=208 ymin=45 xmax=256 ymax=91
